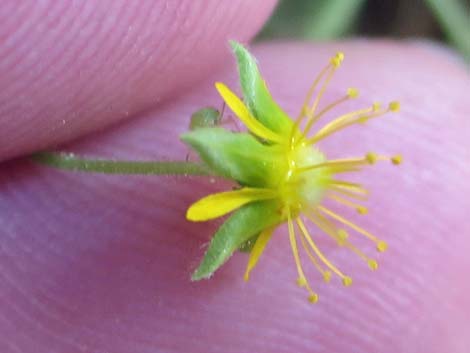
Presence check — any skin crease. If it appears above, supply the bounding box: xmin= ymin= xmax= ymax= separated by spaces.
xmin=1 ymin=6 xmax=470 ymax=353
xmin=0 ymin=0 xmax=277 ymax=161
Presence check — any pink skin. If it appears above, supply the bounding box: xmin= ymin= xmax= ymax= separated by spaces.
xmin=1 ymin=4 xmax=470 ymax=353
xmin=0 ymin=0 xmax=276 ymax=161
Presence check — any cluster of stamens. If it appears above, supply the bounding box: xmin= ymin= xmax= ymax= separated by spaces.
xmin=279 ymin=52 xmax=401 ymax=303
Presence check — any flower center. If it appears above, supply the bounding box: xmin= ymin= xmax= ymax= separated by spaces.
xmin=279 ymin=142 xmax=331 ymax=215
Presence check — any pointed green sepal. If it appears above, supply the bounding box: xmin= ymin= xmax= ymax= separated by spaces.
xmin=181 ymin=127 xmax=285 ymax=187
xmin=237 ymin=233 xmax=260 ymax=253
xmin=230 ymin=41 xmax=293 ymax=134
xmin=191 ymin=200 xmax=281 ymax=280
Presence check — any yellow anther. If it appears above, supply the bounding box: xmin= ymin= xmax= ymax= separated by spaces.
xmin=366 ymin=152 xmax=378 ymax=164
xmin=308 ymin=293 xmax=319 ymax=303
xmin=323 ymin=271 xmax=332 ymax=283
xmin=331 ymin=57 xmax=341 ymax=68
xmin=357 ymin=206 xmax=368 ymax=215
xmin=391 ymin=155 xmax=402 ymax=165
xmin=368 ymin=259 xmax=379 ymax=271
xmin=342 ymin=276 xmax=353 ymax=287
xmin=377 ymin=241 xmax=388 ymax=252
xmin=389 ymin=101 xmax=400 ymax=112
xmin=358 ymin=116 xmax=369 ymax=124
xmin=336 ymin=52 xmax=345 ymax=61
xmin=337 ymin=229 xmax=349 ymax=240
xmin=347 ymin=87 xmax=359 ymax=98
xmin=297 ymin=277 xmax=307 ymax=287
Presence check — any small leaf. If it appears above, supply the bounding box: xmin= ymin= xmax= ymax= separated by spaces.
xmin=230 ymin=41 xmax=293 ymax=134
xmin=181 ymin=128 xmax=286 ymax=187
xmin=191 ymin=200 xmax=282 ymax=280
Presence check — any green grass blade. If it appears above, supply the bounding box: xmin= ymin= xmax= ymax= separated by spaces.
xmin=425 ymin=0 xmax=470 ymax=61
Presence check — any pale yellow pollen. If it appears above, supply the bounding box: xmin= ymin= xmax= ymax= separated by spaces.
xmin=342 ymin=277 xmax=353 ymax=286
xmin=391 ymin=155 xmax=403 ymax=165
xmin=330 ymin=52 xmax=344 ymax=67
xmin=308 ymin=293 xmax=319 ymax=303
xmin=323 ymin=271 xmax=332 ymax=283
xmin=366 ymin=152 xmax=378 ymax=164
xmin=368 ymin=259 xmax=379 ymax=270
xmin=347 ymin=87 xmax=359 ymax=99
xmin=372 ymin=102 xmax=382 ymax=112
xmin=296 ymin=277 xmax=307 ymax=287
xmin=337 ymin=229 xmax=349 ymax=241
xmin=389 ymin=101 xmax=400 ymax=112
xmin=370 ymin=154 xmax=404 ymax=166
xmin=377 ymin=241 xmax=388 ymax=252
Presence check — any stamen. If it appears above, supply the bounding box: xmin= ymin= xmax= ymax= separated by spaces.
xmin=287 ymin=211 xmax=319 ymax=303
xmin=313 ymin=210 xmax=379 ymax=271
xmin=317 ymin=206 xmax=388 ymax=252
xmin=301 ymin=87 xmax=359 ymax=138
xmin=369 ymin=153 xmax=403 ymax=165
xmin=329 ymin=179 xmax=365 ymax=190
xmin=295 ymin=60 xmax=334 ymax=124
xmin=296 ymin=217 xmax=351 ymax=286
xmin=298 ymin=155 xmax=375 ymax=173
xmin=366 ymin=152 xmax=378 ymax=164
xmin=308 ymin=106 xmax=379 ymax=144
xmin=299 ymin=52 xmax=344 ymax=137
xmin=329 ymin=194 xmax=368 ymax=215
xmin=328 ymin=186 xmax=369 ymax=200
xmin=391 ymin=155 xmax=403 ymax=165
xmin=298 ymin=226 xmax=332 ymax=283
xmin=389 ymin=101 xmax=400 ymax=112
xmin=305 ymin=210 xmax=344 ymax=245
xmin=307 ymin=101 xmax=399 ymax=145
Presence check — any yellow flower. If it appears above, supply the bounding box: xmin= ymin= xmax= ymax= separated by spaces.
xmin=182 ymin=42 xmax=401 ymax=303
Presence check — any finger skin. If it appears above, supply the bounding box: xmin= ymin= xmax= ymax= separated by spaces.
xmin=1 ymin=41 xmax=469 ymax=353
xmin=0 ymin=0 xmax=276 ymax=161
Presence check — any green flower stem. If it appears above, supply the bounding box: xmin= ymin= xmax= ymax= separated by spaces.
xmin=31 ymin=152 xmax=215 ymax=176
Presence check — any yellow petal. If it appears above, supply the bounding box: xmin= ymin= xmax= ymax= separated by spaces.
xmin=244 ymin=226 xmax=275 ymax=281
xmin=186 ymin=188 xmax=276 ymax=222
xmin=215 ymin=82 xmax=284 ymax=143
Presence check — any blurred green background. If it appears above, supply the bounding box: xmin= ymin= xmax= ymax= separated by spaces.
xmin=258 ymin=0 xmax=470 ymax=62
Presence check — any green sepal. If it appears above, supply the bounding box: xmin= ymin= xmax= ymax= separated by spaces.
xmin=191 ymin=200 xmax=281 ymax=280
xmin=237 ymin=233 xmax=260 ymax=253
xmin=230 ymin=41 xmax=293 ymax=134
xmin=181 ymin=127 xmax=285 ymax=187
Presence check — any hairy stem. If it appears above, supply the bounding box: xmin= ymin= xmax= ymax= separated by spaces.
xmin=31 ymin=152 xmax=215 ymax=176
